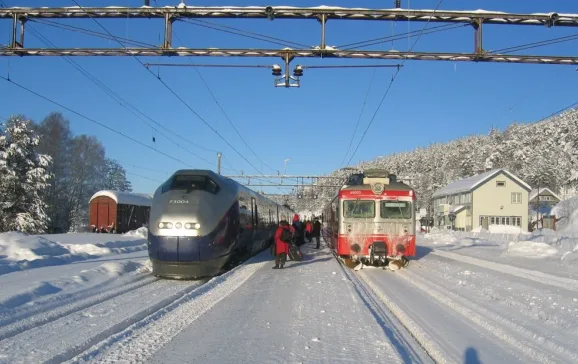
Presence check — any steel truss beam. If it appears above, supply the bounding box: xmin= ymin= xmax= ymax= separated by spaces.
xmin=1 ymin=47 xmax=577 ymax=65
xmin=1 ymin=6 xmax=576 ymax=66
xmin=0 ymin=7 xmax=576 ymax=27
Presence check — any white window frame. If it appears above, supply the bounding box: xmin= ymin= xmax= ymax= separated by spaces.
xmin=511 ymin=192 xmax=522 ymax=204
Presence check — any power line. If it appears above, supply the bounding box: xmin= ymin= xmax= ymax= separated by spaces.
xmin=24 ymin=23 xmax=220 ymax=169
xmin=177 ymin=18 xmax=310 ymax=49
xmin=70 ymin=0 xmax=267 ymax=178
xmin=338 ymin=23 xmax=466 ymax=50
xmin=169 ymin=18 xmax=277 ymax=174
xmin=515 ymin=100 xmax=578 ymax=133
xmin=346 ymin=0 xmax=445 ymax=166
xmin=30 ymin=18 xmax=157 ymax=48
xmin=340 ymin=18 xmax=397 ymax=167
xmin=126 ymin=171 xmax=164 ymax=183
xmin=118 ymin=161 xmax=170 ymax=175
xmin=0 ymin=75 xmax=196 ymax=168
xmin=489 ymin=33 xmax=578 ymax=54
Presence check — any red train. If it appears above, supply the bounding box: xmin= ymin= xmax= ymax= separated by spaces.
xmin=322 ymin=169 xmax=416 ymax=268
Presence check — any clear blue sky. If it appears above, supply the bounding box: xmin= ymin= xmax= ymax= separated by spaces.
xmin=2 ymin=0 xmax=578 ymax=195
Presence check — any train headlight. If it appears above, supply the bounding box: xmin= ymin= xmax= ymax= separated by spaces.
xmin=175 ymin=222 xmax=182 ymax=229
xmin=184 ymin=223 xmax=192 ymax=229
xmin=158 ymin=222 xmax=165 ymax=229
xmin=194 ymin=223 xmax=201 ymax=229
xmin=166 ymin=222 xmax=173 ymax=229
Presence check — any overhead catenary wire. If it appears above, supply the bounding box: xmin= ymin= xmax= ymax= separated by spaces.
xmin=488 ymin=33 xmax=578 ymax=55
xmin=337 ymin=23 xmax=467 ymax=50
xmin=125 ymin=171 xmax=164 ymax=183
xmin=170 ymin=28 xmax=278 ymax=175
xmin=512 ymin=99 xmax=578 ymax=134
xmin=0 ymin=75 xmax=195 ymax=169
xmin=30 ymin=19 xmax=158 ymax=48
xmin=340 ymin=11 xmax=408 ymax=167
xmin=70 ymin=0 xmax=269 ymax=179
xmin=346 ymin=0 xmax=445 ymax=166
xmin=177 ymin=18 xmax=310 ymax=49
xmin=24 ymin=24 xmax=222 ymax=170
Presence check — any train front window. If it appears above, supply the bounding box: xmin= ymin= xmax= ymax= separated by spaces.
xmin=343 ymin=200 xmax=375 ymax=218
xmin=380 ymin=201 xmax=412 ymax=219
xmin=162 ymin=175 xmax=220 ymax=194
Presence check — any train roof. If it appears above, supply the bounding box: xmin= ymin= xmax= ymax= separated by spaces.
xmin=169 ymin=169 xmax=292 ymax=210
xmin=341 ymin=181 xmax=414 ymax=191
xmin=89 ymin=190 xmax=153 ymax=207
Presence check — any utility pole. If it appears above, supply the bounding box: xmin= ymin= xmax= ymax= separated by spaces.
xmin=217 ymin=152 xmax=222 ymax=175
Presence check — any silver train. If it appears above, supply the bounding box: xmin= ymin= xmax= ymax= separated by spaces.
xmin=148 ymin=169 xmax=294 ymax=279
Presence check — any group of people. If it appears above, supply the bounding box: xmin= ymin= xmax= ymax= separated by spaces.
xmin=273 ymin=214 xmax=322 ymax=269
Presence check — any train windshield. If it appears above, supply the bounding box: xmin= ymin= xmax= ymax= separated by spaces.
xmin=162 ymin=175 xmax=220 ymax=194
xmin=343 ymin=200 xmax=375 ymax=218
xmin=380 ymin=201 xmax=412 ymax=219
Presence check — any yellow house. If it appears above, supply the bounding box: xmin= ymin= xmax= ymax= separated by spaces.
xmin=432 ymin=169 xmax=531 ymax=232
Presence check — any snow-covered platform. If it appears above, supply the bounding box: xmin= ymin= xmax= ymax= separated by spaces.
xmin=145 ymin=242 xmax=429 ymax=364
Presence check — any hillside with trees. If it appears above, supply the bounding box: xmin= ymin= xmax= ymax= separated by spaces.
xmin=0 ymin=112 xmax=132 ymax=233
xmin=271 ymin=108 xmax=578 ymax=218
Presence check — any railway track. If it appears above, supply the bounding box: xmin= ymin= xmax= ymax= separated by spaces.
xmin=342 ymin=248 xmax=578 ymax=364
xmin=0 ymin=277 xmax=205 ymax=364
xmin=0 ymin=274 xmax=159 ymax=341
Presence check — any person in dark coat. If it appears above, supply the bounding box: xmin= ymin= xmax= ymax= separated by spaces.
xmin=292 ymin=214 xmax=305 ymax=246
xmin=312 ymin=217 xmax=322 ymax=249
xmin=273 ymin=220 xmax=291 ymax=269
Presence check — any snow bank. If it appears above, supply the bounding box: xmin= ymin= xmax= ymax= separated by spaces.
xmin=422 ymin=227 xmax=578 ymax=266
xmin=505 ymin=241 xmax=559 ymax=259
xmin=552 ymin=196 xmax=578 ymax=233
xmin=123 ymin=226 xmax=148 ymax=238
xmin=0 ymin=259 xmax=151 ymax=310
xmin=0 ymin=231 xmax=147 ymax=276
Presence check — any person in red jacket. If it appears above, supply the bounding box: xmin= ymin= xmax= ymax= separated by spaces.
xmin=305 ymin=220 xmax=312 ymax=242
xmin=273 ymin=220 xmax=292 ymax=269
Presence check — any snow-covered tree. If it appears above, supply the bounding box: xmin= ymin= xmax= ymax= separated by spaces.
xmin=102 ymin=159 xmax=132 ymax=192
xmin=0 ymin=116 xmax=52 ymax=233
xmin=36 ymin=112 xmax=73 ymax=233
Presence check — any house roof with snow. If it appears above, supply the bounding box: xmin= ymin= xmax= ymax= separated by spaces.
xmin=529 ymin=188 xmax=561 ymax=202
xmin=89 ymin=190 xmax=152 ymax=207
xmin=432 ymin=169 xmax=531 ymax=198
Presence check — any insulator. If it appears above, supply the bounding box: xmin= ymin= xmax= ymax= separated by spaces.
xmin=293 ymin=65 xmax=304 ymax=77
xmin=272 ymin=64 xmax=282 ymax=76
xmin=395 ymin=0 xmax=401 ymax=8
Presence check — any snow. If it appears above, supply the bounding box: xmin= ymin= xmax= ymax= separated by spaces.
xmin=506 ymin=240 xmax=559 ymax=258
xmin=89 ymin=190 xmax=152 ymax=207
xmin=432 ymin=168 xmax=531 ymax=198
xmin=552 ymin=196 xmax=578 ymax=232
xmin=1 ymin=233 xmax=578 ymax=362
xmin=0 ymin=230 xmax=147 ymax=275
